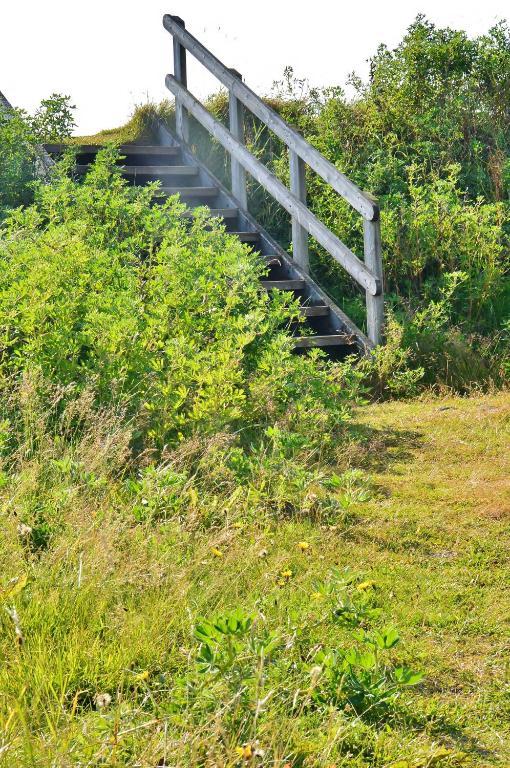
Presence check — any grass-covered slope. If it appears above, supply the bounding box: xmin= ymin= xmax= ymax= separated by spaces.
xmin=66 ymin=102 xmax=173 ymax=147
xmin=1 ymin=385 xmax=508 ymax=766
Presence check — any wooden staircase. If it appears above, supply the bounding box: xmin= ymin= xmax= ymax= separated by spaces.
xmin=45 ymin=14 xmax=385 ymax=357
xmin=44 ymin=142 xmax=363 ymax=356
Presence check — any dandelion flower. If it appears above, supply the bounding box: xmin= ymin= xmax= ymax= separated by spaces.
xmin=235 ymin=744 xmax=253 ymax=759
xmin=357 ymin=579 xmax=376 ymax=591
xmin=94 ymin=692 xmax=112 ymax=710
xmin=297 ymin=541 xmax=310 ymax=551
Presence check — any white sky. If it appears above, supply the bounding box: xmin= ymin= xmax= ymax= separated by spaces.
xmin=1 ymin=0 xmax=509 ymax=135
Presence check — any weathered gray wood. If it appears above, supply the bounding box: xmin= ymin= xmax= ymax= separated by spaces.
xmin=228 ymin=69 xmax=248 ymax=209
xmin=299 ymin=305 xmax=329 ymax=317
xmin=163 ymin=14 xmax=378 ymax=220
xmin=294 ymin=334 xmax=355 ymax=348
xmin=45 ymin=144 xmax=181 ymax=156
xmin=231 ymin=231 xmax=259 ymax=242
xmin=171 ymin=16 xmax=189 ymax=143
xmin=75 ymin=164 xmax=197 ymax=176
xmin=363 ymin=218 xmax=384 ymax=345
xmin=157 ymin=185 xmax=219 ymax=198
xmin=182 ymin=207 xmax=238 ymax=219
xmin=260 ymin=279 xmax=306 ymax=291
xmin=165 ymin=75 xmax=380 ymax=296
xmin=289 ymin=149 xmax=309 ymax=272
xmin=261 ymin=279 xmax=306 ymax=290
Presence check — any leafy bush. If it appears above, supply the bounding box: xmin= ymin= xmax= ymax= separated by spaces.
xmin=0 ymin=149 xmax=359 ymax=490
xmin=176 ymin=571 xmax=422 ymax=749
xmin=0 ymin=94 xmax=76 ymax=216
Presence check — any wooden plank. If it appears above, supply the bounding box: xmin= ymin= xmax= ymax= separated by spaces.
xmin=44 ymin=144 xmax=181 ymax=156
xmin=294 ymin=334 xmax=355 ymax=348
xmin=363 ymin=218 xmax=384 ymax=345
xmin=289 ymin=149 xmax=309 ymax=272
xmin=231 ymin=231 xmax=259 ymax=242
xmin=172 ymin=16 xmax=189 ymax=143
xmin=229 ymin=69 xmax=248 ymax=209
xmin=182 ymin=207 xmax=238 ymax=219
xmin=165 ymin=75 xmax=381 ymax=296
xmin=75 ymin=164 xmax=197 ymax=176
xmin=157 ymin=186 xmax=219 ymax=198
xmin=163 ymin=15 xmax=379 ymax=220
xmin=299 ymin=305 xmax=329 ymax=317
xmin=261 ymin=279 xmax=306 ymax=290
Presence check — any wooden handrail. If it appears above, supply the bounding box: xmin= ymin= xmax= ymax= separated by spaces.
xmin=163 ymin=14 xmax=378 ymax=221
xmin=166 ymin=75 xmax=380 ymax=295
xmin=163 ymin=15 xmax=384 ymax=344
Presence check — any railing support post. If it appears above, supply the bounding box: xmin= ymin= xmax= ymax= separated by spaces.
xmin=289 ymin=149 xmax=309 ymax=273
xmin=228 ymin=69 xmax=247 ymax=209
xmin=363 ymin=217 xmax=384 ymax=345
xmin=172 ymin=16 xmax=189 ymax=143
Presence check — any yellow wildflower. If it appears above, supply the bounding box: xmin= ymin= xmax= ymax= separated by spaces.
xmin=211 ymin=547 xmax=223 ymax=558
xmin=357 ymin=579 xmax=376 ymax=591
xmin=297 ymin=541 xmax=310 ymax=551
xmin=235 ymin=744 xmax=253 ymax=759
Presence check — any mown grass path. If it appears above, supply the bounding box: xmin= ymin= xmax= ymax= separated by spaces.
xmin=346 ymin=392 xmax=510 ymax=763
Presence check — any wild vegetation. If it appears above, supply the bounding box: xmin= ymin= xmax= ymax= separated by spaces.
xmin=0 ymin=15 xmax=509 ymax=768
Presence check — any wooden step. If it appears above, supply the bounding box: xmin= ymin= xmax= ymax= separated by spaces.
xmin=299 ymin=305 xmax=329 ymax=317
xmin=261 ymin=279 xmax=306 ymax=291
xmin=182 ymin=208 xmax=238 ymax=220
xmin=44 ymin=143 xmax=181 ymax=157
xmin=158 ymin=186 xmax=219 ymax=199
xmin=294 ymin=334 xmax=355 ymax=349
xmin=232 ymin=231 xmax=260 ymax=243
xmin=75 ymin=164 xmax=198 ymax=176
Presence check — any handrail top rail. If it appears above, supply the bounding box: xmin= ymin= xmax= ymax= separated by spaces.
xmin=163 ymin=13 xmax=379 ymax=221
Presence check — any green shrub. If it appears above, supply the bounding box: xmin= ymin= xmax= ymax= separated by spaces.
xmin=0 ymin=149 xmax=357 ymax=467
xmin=0 ymin=94 xmax=76 ymax=217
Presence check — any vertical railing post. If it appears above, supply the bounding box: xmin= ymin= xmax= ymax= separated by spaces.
xmin=228 ymin=69 xmax=247 ymax=209
xmin=363 ymin=216 xmax=384 ymax=345
xmin=172 ymin=16 xmax=189 ymax=143
xmin=289 ymin=149 xmax=309 ymax=273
